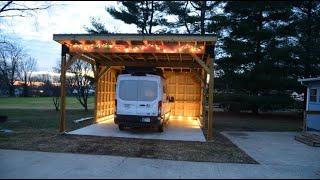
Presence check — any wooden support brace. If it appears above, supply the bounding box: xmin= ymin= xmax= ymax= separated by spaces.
xmin=190 ymin=68 xmax=204 ymax=83
xmin=191 ymin=53 xmax=210 ymax=73
xmin=98 ymin=66 xmax=110 ymax=80
xmin=79 ymin=54 xmax=96 ymax=65
xmin=65 ymin=54 xmax=80 ymax=69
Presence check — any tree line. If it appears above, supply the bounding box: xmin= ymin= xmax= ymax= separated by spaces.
xmin=0 ymin=41 xmax=37 ymax=97
xmin=0 ymin=1 xmax=93 ymax=112
xmin=86 ymin=1 xmax=320 ymax=112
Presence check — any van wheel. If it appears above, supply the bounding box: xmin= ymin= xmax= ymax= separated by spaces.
xmin=158 ymin=124 xmax=163 ymax=132
xmin=119 ymin=125 xmax=125 ymax=131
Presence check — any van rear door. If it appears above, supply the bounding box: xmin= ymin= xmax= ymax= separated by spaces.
xmin=117 ymin=80 xmax=139 ymax=115
xmin=135 ymin=79 xmax=159 ymax=116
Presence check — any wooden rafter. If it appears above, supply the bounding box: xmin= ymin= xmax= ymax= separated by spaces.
xmin=125 ymin=54 xmax=135 ymax=60
xmin=140 ymin=53 xmax=147 ymax=61
xmin=98 ymin=52 xmax=113 ymax=61
xmin=152 ymin=53 xmax=158 ymax=61
xmin=113 ymin=54 xmax=124 ymax=61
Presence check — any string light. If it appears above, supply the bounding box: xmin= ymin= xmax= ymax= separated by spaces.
xmin=69 ymin=42 xmax=204 ymax=54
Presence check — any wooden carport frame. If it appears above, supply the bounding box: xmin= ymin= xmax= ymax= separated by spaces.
xmin=53 ymin=34 xmax=216 ymax=140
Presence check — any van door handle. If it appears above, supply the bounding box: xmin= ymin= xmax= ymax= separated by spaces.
xmin=140 ymin=104 xmax=146 ymax=106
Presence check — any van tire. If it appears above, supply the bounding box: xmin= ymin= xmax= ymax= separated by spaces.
xmin=158 ymin=124 xmax=164 ymax=132
xmin=119 ymin=125 xmax=125 ymax=131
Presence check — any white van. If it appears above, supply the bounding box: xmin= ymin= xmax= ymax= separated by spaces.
xmin=114 ymin=69 xmax=173 ymax=132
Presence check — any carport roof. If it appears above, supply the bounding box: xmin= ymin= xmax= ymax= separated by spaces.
xmin=53 ymin=33 xmax=216 ymax=69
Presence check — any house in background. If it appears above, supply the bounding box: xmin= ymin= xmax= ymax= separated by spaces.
xmin=298 ymin=77 xmax=320 ymax=132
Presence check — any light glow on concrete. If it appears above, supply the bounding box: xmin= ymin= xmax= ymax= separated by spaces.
xmin=69 ymin=118 xmax=205 ymax=142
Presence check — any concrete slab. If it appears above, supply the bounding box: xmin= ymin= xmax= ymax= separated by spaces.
xmin=222 ymin=131 xmax=320 ymax=167
xmin=1 ymin=149 xmax=319 ymax=179
xmin=68 ymin=118 xmax=206 ymax=142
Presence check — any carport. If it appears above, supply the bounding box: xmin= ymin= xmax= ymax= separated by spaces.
xmin=53 ymin=34 xmax=216 ymax=140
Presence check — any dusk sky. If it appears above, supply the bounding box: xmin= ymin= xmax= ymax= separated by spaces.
xmin=2 ymin=1 xmax=137 ymax=72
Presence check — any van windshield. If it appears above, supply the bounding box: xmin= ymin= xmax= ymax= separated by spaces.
xmin=119 ymin=80 xmax=158 ymax=101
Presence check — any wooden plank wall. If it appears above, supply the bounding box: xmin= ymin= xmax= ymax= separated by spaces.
xmin=96 ymin=68 xmax=117 ymax=121
xmin=164 ymin=71 xmax=201 ymax=118
xmin=95 ymin=69 xmax=201 ymax=121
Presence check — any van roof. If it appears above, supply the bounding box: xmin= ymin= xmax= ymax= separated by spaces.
xmin=118 ymin=74 xmax=161 ymax=78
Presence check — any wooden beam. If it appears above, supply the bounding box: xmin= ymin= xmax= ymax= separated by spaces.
xmin=53 ymin=34 xmax=217 ymax=43
xmin=191 ymin=53 xmax=210 ymax=73
xmin=207 ymin=55 xmax=214 ymax=140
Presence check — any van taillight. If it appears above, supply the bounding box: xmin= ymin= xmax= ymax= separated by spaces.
xmin=158 ymin=101 xmax=162 ymax=115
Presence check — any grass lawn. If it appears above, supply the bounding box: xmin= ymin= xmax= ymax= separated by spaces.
xmin=0 ymin=96 xmax=94 ymax=109
xmin=0 ymin=107 xmax=256 ymax=163
xmin=0 ymin=97 xmax=301 ymax=163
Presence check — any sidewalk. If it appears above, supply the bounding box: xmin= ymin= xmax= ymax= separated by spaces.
xmin=0 ymin=149 xmax=319 ymax=179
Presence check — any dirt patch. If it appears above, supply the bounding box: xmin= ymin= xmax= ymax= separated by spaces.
xmin=0 ymin=129 xmax=257 ymax=164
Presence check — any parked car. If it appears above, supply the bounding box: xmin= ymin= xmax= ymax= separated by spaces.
xmin=114 ymin=67 xmax=173 ymax=132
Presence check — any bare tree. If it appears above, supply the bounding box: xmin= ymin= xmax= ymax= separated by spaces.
xmin=0 ymin=41 xmax=24 ymax=96
xmin=0 ymin=1 xmax=51 ymax=18
xmin=0 ymin=1 xmax=52 ymax=44
xmin=67 ymin=60 xmax=94 ymax=111
xmin=51 ymin=85 xmax=60 ymax=111
xmin=19 ymin=57 xmax=37 ymax=97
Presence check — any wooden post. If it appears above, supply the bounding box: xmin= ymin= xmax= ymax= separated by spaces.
xmin=93 ymin=63 xmax=100 ymax=123
xmin=207 ymin=56 xmax=214 ymax=140
xmin=59 ymin=44 xmax=68 ymax=133
xmin=200 ymin=69 xmax=206 ymax=128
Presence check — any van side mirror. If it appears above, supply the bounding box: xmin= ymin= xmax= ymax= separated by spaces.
xmin=169 ymin=96 xmax=175 ymax=102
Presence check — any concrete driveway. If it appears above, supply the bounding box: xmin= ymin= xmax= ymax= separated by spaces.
xmin=1 ymin=131 xmax=319 ymax=178
xmin=69 ymin=118 xmax=206 ymax=142
xmin=222 ymin=131 xmax=320 ymax=167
